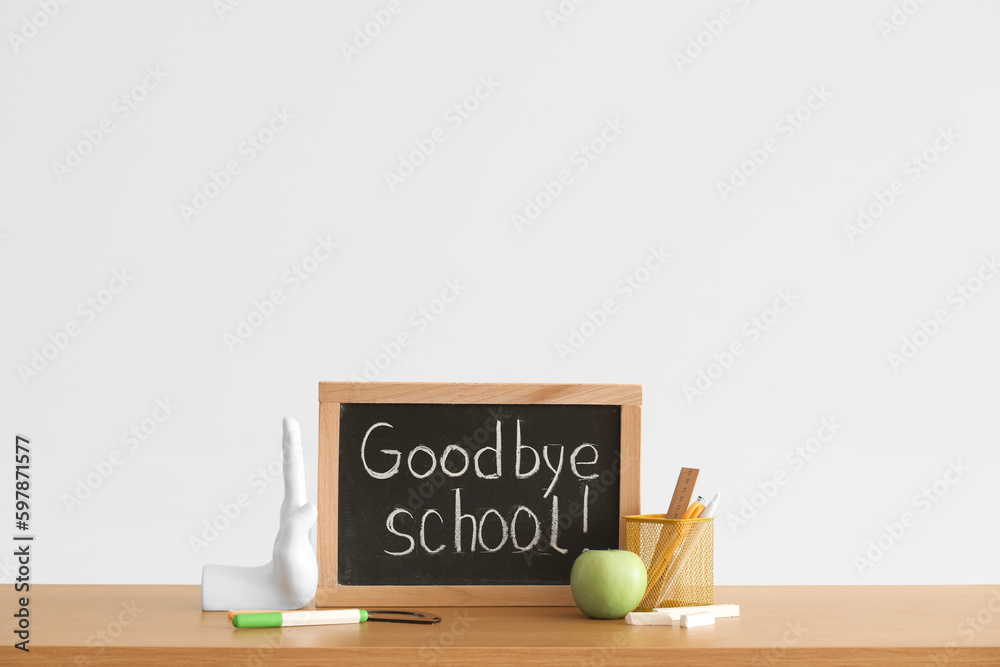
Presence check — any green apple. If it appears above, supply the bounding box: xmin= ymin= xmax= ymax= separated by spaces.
xmin=570 ymin=548 xmax=647 ymax=619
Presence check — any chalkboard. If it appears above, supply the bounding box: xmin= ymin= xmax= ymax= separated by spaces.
xmin=316 ymin=382 xmax=641 ymax=607
xmin=338 ymin=402 xmax=621 ymax=586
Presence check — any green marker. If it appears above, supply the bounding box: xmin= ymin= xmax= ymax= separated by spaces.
xmin=233 ymin=609 xmax=368 ymax=628
xmin=232 ymin=609 xmax=441 ymax=628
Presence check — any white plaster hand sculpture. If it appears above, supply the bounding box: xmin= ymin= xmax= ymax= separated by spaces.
xmin=201 ymin=417 xmax=318 ymax=611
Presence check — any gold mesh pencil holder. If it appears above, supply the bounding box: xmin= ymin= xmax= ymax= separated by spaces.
xmin=625 ymin=514 xmax=714 ymax=611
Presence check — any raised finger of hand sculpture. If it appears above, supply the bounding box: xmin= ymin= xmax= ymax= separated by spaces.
xmin=201 ymin=417 xmax=318 ymax=611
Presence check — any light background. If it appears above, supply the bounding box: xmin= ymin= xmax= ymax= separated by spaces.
xmin=1 ymin=0 xmax=998 ymax=586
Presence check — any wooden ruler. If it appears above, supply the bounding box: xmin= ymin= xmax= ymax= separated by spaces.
xmin=666 ymin=467 xmax=700 ymax=519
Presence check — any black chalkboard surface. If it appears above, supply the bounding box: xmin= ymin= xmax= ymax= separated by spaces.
xmin=337 ymin=403 xmax=621 ymax=586
xmin=316 ymin=382 xmax=641 ymax=607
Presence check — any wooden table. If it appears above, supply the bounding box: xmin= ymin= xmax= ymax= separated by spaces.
xmin=12 ymin=585 xmax=1000 ymax=665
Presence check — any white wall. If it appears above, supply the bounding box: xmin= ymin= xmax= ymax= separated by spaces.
xmin=2 ymin=0 xmax=998 ymax=586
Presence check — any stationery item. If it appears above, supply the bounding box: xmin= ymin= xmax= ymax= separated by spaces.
xmin=625 ymin=514 xmax=714 ymax=610
xmin=232 ymin=609 xmax=442 ymax=628
xmin=319 ymin=383 xmax=643 ymax=607
xmin=691 ymin=496 xmax=707 ymax=518
xmin=625 ymin=612 xmax=674 ymax=626
xmin=683 ymin=499 xmax=705 ymax=520
xmin=666 ymin=468 xmax=700 ymax=519
xmin=679 ymin=611 xmax=715 ymax=628
xmin=660 ymin=494 xmax=724 ymax=596
xmin=700 ymin=493 xmax=721 ymax=518
xmin=644 ymin=519 xmax=703 ymax=605
xmin=645 ymin=496 xmax=705 ymax=603
xmin=234 ymin=609 xmax=364 ymax=628
xmin=642 ymin=468 xmax=702 ymax=605
xmin=653 ymin=604 xmax=739 ymax=621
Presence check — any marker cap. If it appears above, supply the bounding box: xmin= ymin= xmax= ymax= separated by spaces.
xmin=233 ymin=612 xmax=283 ymax=628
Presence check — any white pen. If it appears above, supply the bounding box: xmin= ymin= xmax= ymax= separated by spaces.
xmin=700 ymin=492 xmax=721 ymax=518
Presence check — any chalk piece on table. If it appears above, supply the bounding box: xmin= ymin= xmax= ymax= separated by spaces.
xmin=625 ymin=612 xmax=673 ymax=626
xmin=655 ymin=604 xmax=739 ymax=621
xmin=679 ymin=612 xmax=715 ymax=628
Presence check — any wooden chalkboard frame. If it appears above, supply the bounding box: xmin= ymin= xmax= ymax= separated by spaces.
xmin=316 ymin=382 xmax=641 ymax=607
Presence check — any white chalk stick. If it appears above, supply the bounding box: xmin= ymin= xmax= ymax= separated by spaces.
xmin=679 ymin=612 xmax=715 ymax=628
xmin=625 ymin=612 xmax=674 ymax=626
xmin=654 ymin=604 xmax=739 ymax=621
